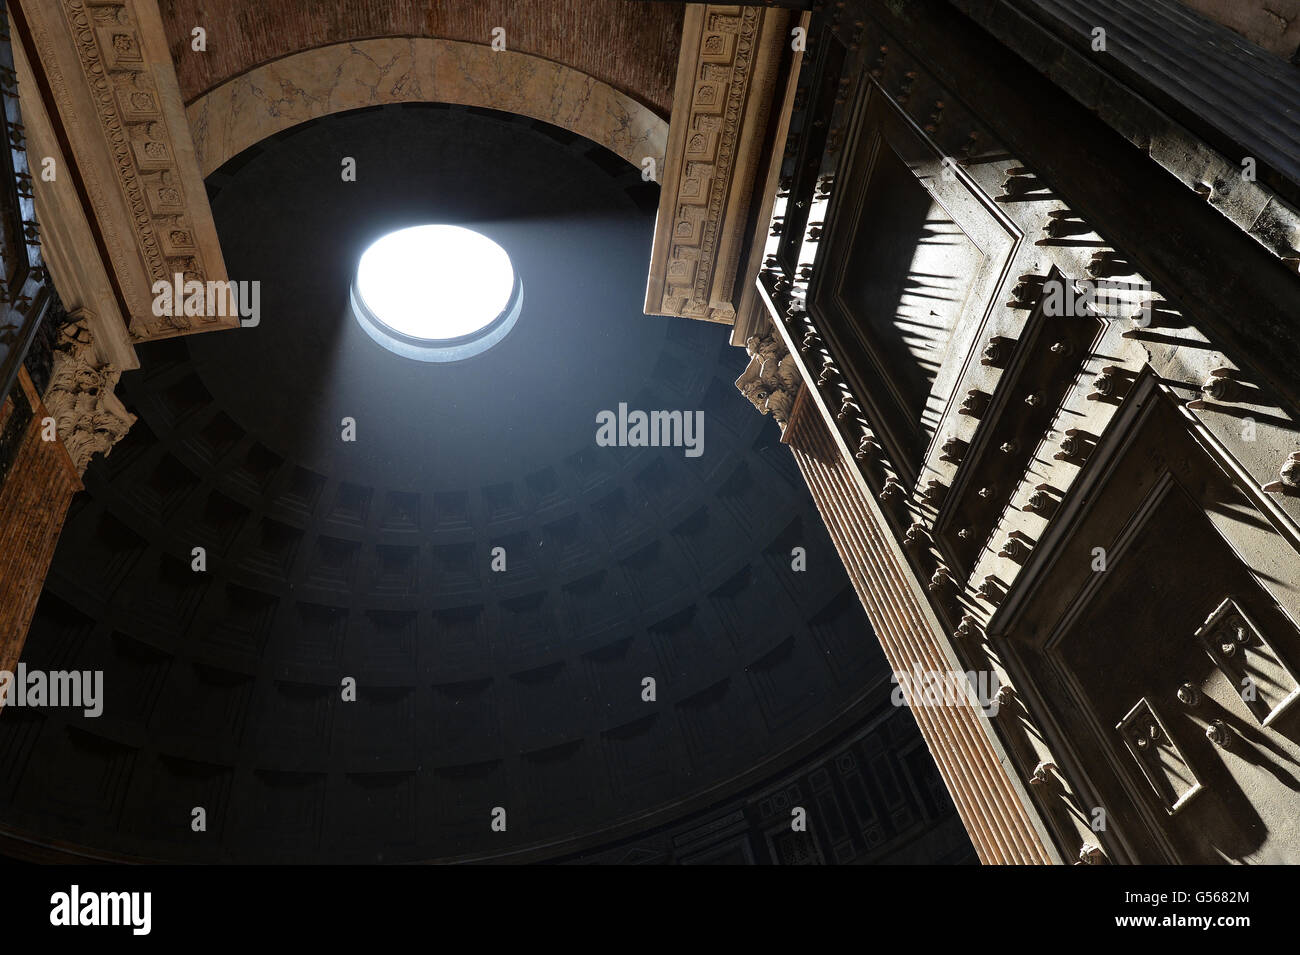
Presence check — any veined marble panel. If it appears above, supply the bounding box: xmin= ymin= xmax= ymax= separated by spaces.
xmin=187 ymin=39 xmax=668 ymax=180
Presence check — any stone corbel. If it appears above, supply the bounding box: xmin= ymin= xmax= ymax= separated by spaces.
xmin=42 ymin=309 xmax=135 ymax=474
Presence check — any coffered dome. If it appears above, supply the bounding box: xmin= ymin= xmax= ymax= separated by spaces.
xmin=10 ymin=104 xmax=904 ymax=862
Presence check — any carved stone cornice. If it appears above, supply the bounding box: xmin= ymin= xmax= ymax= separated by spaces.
xmin=42 ymin=311 xmax=135 ymax=474
xmin=11 ymin=0 xmax=231 ymax=342
xmin=645 ymin=4 xmax=791 ymax=324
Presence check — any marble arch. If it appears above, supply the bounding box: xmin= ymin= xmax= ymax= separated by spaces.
xmin=185 ymin=38 xmax=669 ymax=181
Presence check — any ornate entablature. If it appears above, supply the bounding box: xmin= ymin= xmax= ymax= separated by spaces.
xmin=645 ymin=4 xmax=791 ymax=325
xmin=12 ymin=0 xmax=231 ymax=343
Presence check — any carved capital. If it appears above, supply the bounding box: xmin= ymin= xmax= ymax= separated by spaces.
xmin=42 ymin=312 xmax=136 ymax=474
xmin=734 ymin=332 xmax=800 ymax=426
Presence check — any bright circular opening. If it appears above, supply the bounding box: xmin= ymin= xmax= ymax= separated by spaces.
xmin=350 ymin=224 xmax=522 ymax=361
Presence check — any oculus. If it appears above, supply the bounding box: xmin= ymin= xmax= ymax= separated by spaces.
xmin=350 ymin=224 xmax=522 ymax=362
